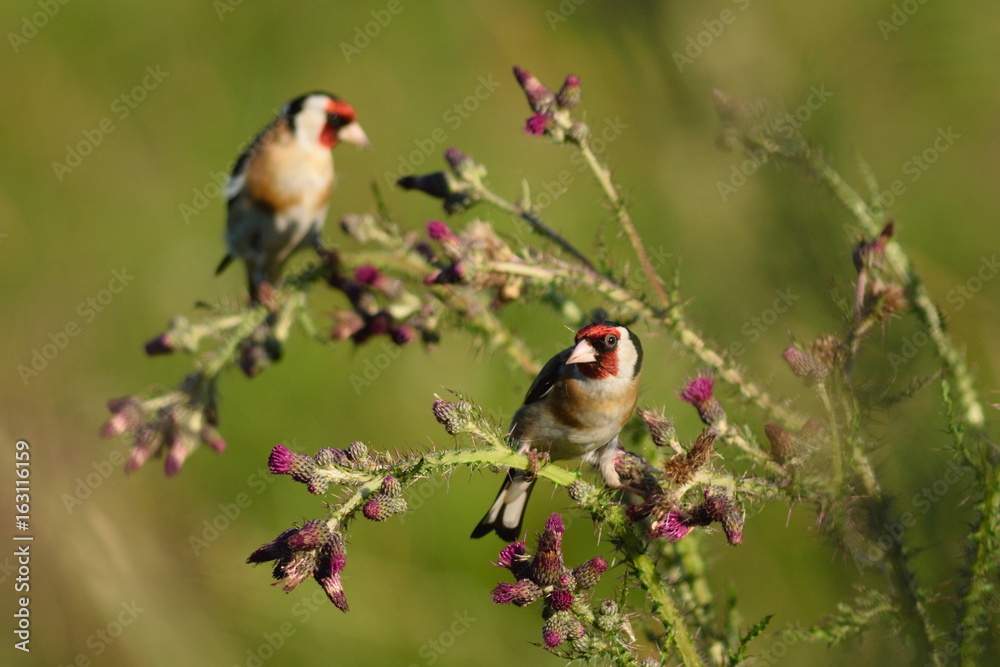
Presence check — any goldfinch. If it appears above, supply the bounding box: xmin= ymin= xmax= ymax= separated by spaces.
xmin=472 ymin=322 xmax=643 ymax=541
xmin=216 ymin=92 xmax=370 ymax=302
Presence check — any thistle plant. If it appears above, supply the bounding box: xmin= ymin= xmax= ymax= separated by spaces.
xmin=102 ymin=66 xmax=997 ymax=665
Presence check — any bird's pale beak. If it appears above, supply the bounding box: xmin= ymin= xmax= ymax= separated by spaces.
xmin=336 ymin=121 xmax=371 ymax=149
xmin=566 ymin=339 xmax=597 ymax=365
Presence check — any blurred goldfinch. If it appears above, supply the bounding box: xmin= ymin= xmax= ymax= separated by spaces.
xmin=216 ymin=92 xmax=370 ymax=302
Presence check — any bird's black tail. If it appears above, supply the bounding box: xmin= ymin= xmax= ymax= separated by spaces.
xmin=471 ymin=470 xmax=535 ymax=541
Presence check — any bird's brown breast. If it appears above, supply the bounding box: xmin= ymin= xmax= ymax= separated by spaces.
xmin=245 ymin=124 xmax=332 ymax=213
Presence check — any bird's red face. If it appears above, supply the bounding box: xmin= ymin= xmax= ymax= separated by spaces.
xmin=567 ymin=322 xmax=633 ymax=380
xmin=320 ymin=98 xmax=370 ymax=149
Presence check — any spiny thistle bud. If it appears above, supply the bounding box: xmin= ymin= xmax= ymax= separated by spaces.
xmin=307 ymin=475 xmax=329 ymax=495
xmin=571 ymin=634 xmax=592 ymax=653
xmin=380 ymin=476 xmax=402 ymax=497
xmin=164 ymin=429 xmax=195 ymax=477
xmin=513 ymin=65 xmax=556 ymax=114
xmin=567 ymin=480 xmax=598 ymax=505
xmin=123 ymin=427 xmax=157 ymax=473
xmin=347 ymin=441 xmax=369 ymax=462
xmin=764 ymin=423 xmax=794 ymax=465
xmin=701 ymin=488 xmax=744 ymax=546
xmin=492 ymin=579 xmax=543 ymax=606
xmin=444 ymin=147 xmax=473 ymax=175
xmin=268 ymin=444 xmax=317 ymax=482
xmin=573 ymin=556 xmax=608 ymax=590
xmin=567 ymin=122 xmax=589 ymax=143
xmin=542 ymin=611 xmax=585 ymax=648
xmin=680 ymin=375 xmax=726 ymax=426
xmin=599 ymin=599 xmax=618 ymax=617
xmin=556 ymin=74 xmax=581 ymax=109
xmin=287 ymin=520 xmax=332 ymax=550
xmin=810 ymin=333 xmax=841 ymax=372
xmin=199 ymin=425 xmax=226 ymax=453
xmin=547 ymin=589 xmax=575 ymax=612
xmin=314 ymin=447 xmax=348 ymax=467
xmin=782 ymin=345 xmax=828 ymax=385
xmin=596 ymin=611 xmax=618 ymax=632
xmin=362 ymin=494 xmax=407 ymax=521
xmin=432 ymin=398 xmax=476 ymax=435
xmin=144 ymin=332 xmax=174 ymax=356
xmin=101 ymin=397 xmax=142 ymax=438
xmin=637 ymin=407 xmax=675 ymax=447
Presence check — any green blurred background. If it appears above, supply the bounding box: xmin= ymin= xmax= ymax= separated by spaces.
xmin=2 ymin=1 xmax=998 ymax=665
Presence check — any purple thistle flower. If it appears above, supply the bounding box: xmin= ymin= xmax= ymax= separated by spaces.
xmin=426 ymin=220 xmax=456 ymax=242
xmin=547 ymin=589 xmax=575 ymax=612
xmin=268 ymin=444 xmax=317 ymax=483
xmin=702 ymin=489 xmax=745 ymax=546
xmin=512 ymin=66 xmax=556 ymax=114
xmin=525 ymin=112 xmax=550 ymax=136
xmin=543 ymin=629 xmax=564 ymax=649
xmin=327 ymin=533 xmax=347 ymax=575
xmin=531 ymin=514 xmax=567 ymax=586
xmin=248 ymin=524 xmax=350 ymax=610
xmin=653 ymin=510 xmax=695 ymax=542
xmin=491 ymin=579 xmax=543 ymax=606
xmin=316 ymin=570 xmax=349 ymax=612
xmin=247 ymin=527 xmax=298 ymax=565
xmin=496 ymin=541 xmax=527 ymax=569
xmin=545 ymin=513 xmax=565 ymax=534
xmin=679 ymin=374 xmax=726 ymax=426
xmin=354 ymin=264 xmax=382 ymax=285
xmin=556 ymin=74 xmax=581 ymax=109
xmin=680 ymin=375 xmax=714 ymax=406
xmin=432 ymin=398 xmax=467 ymax=435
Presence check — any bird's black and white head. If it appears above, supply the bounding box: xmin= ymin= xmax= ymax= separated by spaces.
xmin=566 ymin=322 xmax=643 ymax=383
xmin=283 ymin=92 xmax=370 ymax=150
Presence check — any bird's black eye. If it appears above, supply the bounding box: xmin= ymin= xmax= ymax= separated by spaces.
xmin=604 ymin=334 xmax=618 ymax=348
